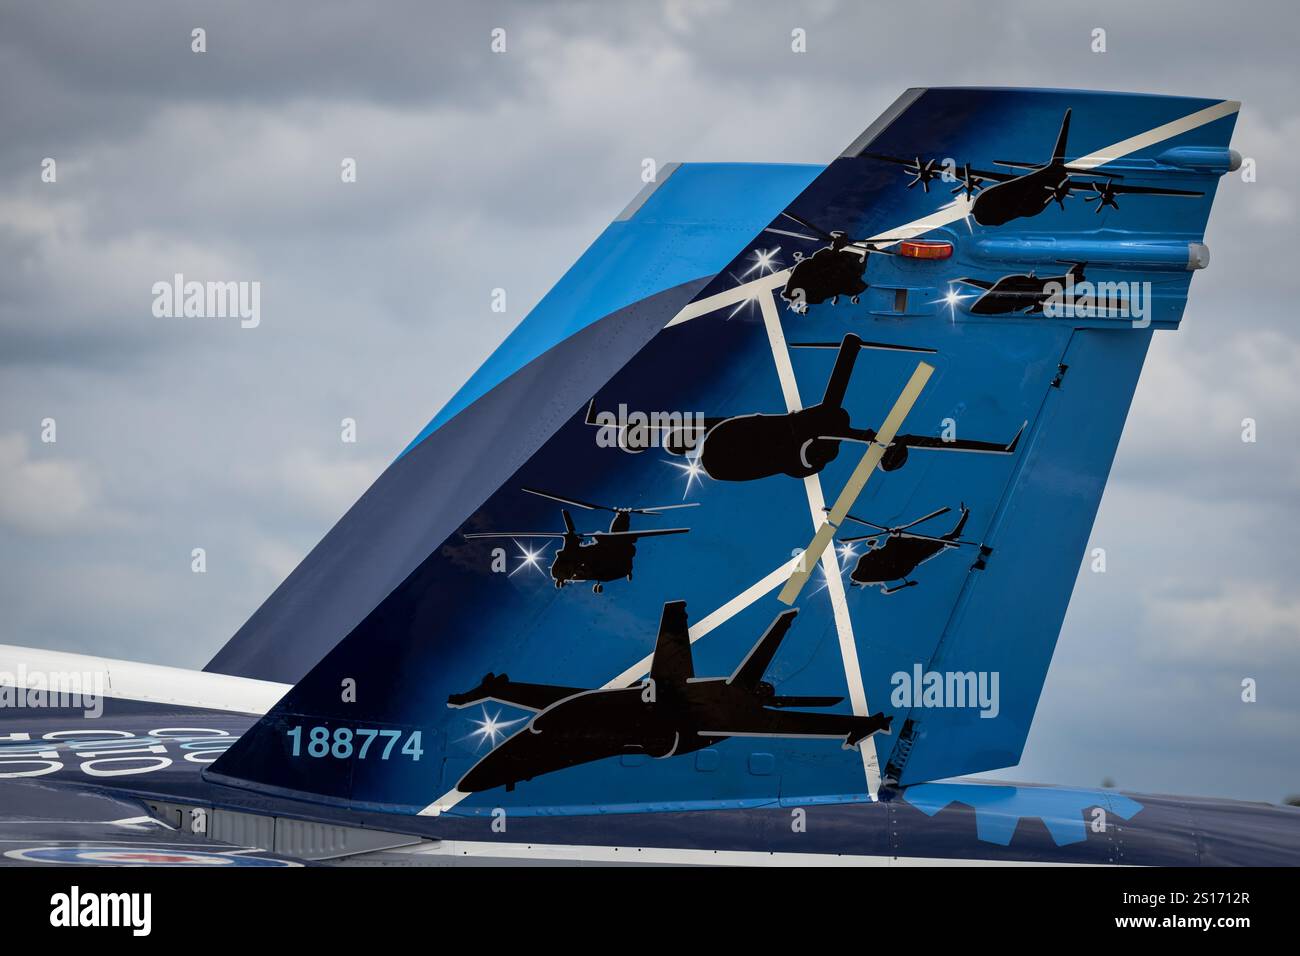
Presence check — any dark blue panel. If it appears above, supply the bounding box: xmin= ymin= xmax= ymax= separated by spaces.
xmin=205 ymin=278 xmax=708 ymax=684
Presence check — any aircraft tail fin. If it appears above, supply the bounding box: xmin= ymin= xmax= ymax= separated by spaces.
xmin=820 ymin=334 xmax=863 ymax=408
xmin=649 ymin=600 xmax=694 ymax=685
xmin=947 ymin=503 xmax=971 ymax=541
xmin=1052 ymin=107 xmax=1072 ymax=162
xmin=203 ymin=88 xmax=1239 ymax=818
xmin=728 ymin=609 xmax=799 ymax=691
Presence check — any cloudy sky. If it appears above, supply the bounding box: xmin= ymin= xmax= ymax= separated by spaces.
xmin=1 ymin=0 xmax=1297 ymax=804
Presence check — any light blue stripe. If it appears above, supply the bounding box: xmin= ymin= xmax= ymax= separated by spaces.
xmin=399 ymin=162 xmax=821 ymax=457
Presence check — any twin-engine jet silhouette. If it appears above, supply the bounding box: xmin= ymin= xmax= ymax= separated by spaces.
xmin=954 ymin=261 xmax=1120 ymax=316
xmin=761 ymin=212 xmax=909 ymax=312
xmin=837 ymin=504 xmax=979 ymax=593
xmin=446 ymin=601 xmax=892 ymax=793
xmin=866 ymin=109 xmax=1203 ymax=226
xmin=692 ymin=334 xmax=1023 ymax=481
xmin=464 ymin=488 xmax=695 ymax=593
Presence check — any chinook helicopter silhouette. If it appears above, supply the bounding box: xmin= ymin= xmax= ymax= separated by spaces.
xmin=836 ymin=504 xmax=979 ymax=594
xmin=762 ymin=212 xmax=911 ymax=313
xmin=464 ymin=488 xmax=696 ymax=593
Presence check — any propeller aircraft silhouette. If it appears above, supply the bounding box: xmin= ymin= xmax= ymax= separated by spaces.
xmin=865 ymin=109 xmax=1203 ymax=226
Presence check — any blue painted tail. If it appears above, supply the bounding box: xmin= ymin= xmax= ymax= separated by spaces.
xmin=208 ymin=88 xmax=1238 ymax=817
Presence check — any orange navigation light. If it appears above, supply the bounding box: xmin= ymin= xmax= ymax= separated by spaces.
xmin=897 ymin=239 xmax=953 ymax=260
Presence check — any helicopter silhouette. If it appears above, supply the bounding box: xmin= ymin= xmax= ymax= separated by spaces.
xmin=836 ymin=504 xmax=979 ymax=594
xmin=865 ymin=109 xmax=1203 ymax=227
xmin=762 ymin=212 xmax=909 ymax=313
xmin=464 ymin=488 xmax=696 ymax=593
xmin=691 ymin=333 xmax=1024 ymax=481
xmin=953 ymin=261 xmax=1123 ymax=316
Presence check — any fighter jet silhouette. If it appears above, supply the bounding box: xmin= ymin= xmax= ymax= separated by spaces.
xmin=447 ymin=601 xmax=892 ymax=792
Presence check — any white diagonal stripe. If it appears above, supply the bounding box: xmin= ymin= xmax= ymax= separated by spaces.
xmin=602 ymin=554 xmax=806 ymax=689
xmin=665 ymin=269 xmax=788 ymax=328
xmin=668 ymin=99 xmax=1240 ymax=323
xmin=420 ymin=553 xmax=806 ymax=816
xmin=1067 ymin=99 xmax=1240 ymax=169
xmin=758 ymin=290 xmax=880 ymax=797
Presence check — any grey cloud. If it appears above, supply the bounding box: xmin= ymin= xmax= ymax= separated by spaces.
xmin=1 ymin=0 xmax=1298 ymax=802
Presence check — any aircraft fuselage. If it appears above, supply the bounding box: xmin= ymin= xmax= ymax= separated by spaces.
xmin=971 ymin=165 xmax=1072 ymax=226
xmin=850 ymin=538 xmax=948 ymax=586
xmin=969 ymin=273 xmax=1073 ymax=314
xmin=456 ymin=679 xmax=857 ymax=793
xmin=698 ymin=404 xmax=851 ymax=481
xmin=549 ymin=537 xmax=636 ymax=585
xmin=781 ymin=247 xmax=869 ymax=308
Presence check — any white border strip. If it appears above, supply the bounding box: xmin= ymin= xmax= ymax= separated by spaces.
xmin=0 ymin=643 xmax=288 ymax=716
xmin=389 ymin=838 xmax=1105 ymax=867
xmin=758 ymin=291 xmax=881 ymax=796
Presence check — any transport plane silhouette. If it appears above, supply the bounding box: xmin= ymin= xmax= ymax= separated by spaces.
xmin=866 ymin=109 xmax=1203 ymax=226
